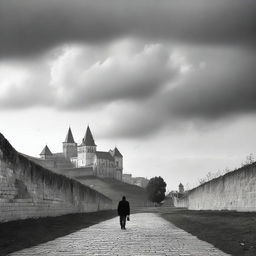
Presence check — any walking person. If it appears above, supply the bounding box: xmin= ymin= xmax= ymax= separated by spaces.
xmin=117 ymin=196 xmax=130 ymax=230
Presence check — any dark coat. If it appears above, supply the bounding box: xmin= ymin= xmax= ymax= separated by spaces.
xmin=118 ymin=200 xmax=130 ymax=216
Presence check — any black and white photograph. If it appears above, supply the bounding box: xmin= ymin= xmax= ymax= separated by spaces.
xmin=0 ymin=0 xmax=256 ymax=255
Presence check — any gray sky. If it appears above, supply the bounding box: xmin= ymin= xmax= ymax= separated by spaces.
xmin=0 ymin=0 xmax=256 ymax=190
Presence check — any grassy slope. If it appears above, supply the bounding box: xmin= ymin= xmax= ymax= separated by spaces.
xmin=158 ymin=208 xmax=256 ymax=256
xmin=76 ymin=176 xmax=149 ymax=207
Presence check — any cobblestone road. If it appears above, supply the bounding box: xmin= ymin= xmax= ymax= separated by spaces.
xmin=9 ymin=213 xmax=229 ymax=256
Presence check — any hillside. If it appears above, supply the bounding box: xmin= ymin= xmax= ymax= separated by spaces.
xmin=76 ymin=176 xmax=150 ymax=208
xmin=24 ymin=151 xmax=151 ymax=208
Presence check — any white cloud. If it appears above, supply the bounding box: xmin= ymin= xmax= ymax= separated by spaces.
xmin=170 ymin=51 xmax=193 ymax=74
xmin=0 ymin=65 xmax=29 ymax=97
xmin=0 ymin=40 xmax=190 ymax=111
xmin=3 ymin=40 xmax=256 ymax=139
xmin=48 ymin=41 xmax=184 ymax=109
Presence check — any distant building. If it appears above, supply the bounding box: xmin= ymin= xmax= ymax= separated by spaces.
xmin=179 ymin=183 xmax=185 ymax=193
xmin=166 ymin=183 xmax=186 ymax=206
xmin=122 ymin=174 xmax=133 ymax=184
xmin=37 ymin=126 xmax=123 ymax=180
xmin=122 ymin=173 xmax=149 ymax=188
xmin=40 ymin=145 xmax=53 ymax=160
xmin=132 ymin=177 xmax=149 ymax=188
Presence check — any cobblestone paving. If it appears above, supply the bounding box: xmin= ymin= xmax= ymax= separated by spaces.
xmin=9 ymin=213 xmax=229 ymax=256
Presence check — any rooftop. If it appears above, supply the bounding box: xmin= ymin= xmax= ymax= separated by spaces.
xmin=81 ymin=126 xmax=96 ymax=146
xmin=40 ymin=145 xmax=52 ymax=156
xmin=96 ymin=151 xmax=115 ymax=161
xmin=64 ymin=127 xmax=75 ymax=143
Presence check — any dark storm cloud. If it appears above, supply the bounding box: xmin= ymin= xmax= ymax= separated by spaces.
xmin=0 ymin=0 xmax=255 ymax=58
xmin=55 ymin=44 xmax=178 ymax=109
xmin=0 ymin=43 xmax=179 ymax=110
xmin=1 ymin=43 xmax=256 ymax=138
xmin=167 ymin=50 xmax=256 ymax=119
xmin=101 ymin=48 xmax=256 ymax=138
xmin=0 ymin=0 xmax=256 ymax=139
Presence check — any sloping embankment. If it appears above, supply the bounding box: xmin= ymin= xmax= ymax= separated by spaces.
xmin=0 ymin=133 xmax=112 ymax=222
xmin=77 ymin=176 xmax=152 ymax=208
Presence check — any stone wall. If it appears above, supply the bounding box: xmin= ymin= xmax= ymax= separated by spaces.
xmin=175 ymin=163 xmax=256 ymax=212
xmin=0 ymin=133 xmax=113 ymax=222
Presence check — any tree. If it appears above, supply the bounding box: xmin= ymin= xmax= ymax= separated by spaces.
xmin=241 ymin=153 xmax=255 ymax=167
xmin=146 ymin=176 xmax=167 ymax=203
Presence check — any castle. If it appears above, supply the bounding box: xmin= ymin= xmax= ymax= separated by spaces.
xmin=38 ymin=126 xmax=123 ymax=181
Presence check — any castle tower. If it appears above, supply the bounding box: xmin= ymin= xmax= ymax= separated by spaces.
xmin=179 ymin=183 xmax=184 ymax=194
xmin=112 ymin=147 xmax=123 ymax=169
xmin=63 ymin=127 xmax=77 ymax=159
xmin=77 ymin=126 xmax=96 ymax=167
xmin=40 ymin=145 xmax=53 ymax=160
xmin=110 ymin=147 xmax=123 ymax=180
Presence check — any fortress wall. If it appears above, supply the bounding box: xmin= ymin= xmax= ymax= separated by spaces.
xmin=0 ymin=133 xmax=112 ymax=222
xmin=175 ymin=163 xmax=256 ymax=211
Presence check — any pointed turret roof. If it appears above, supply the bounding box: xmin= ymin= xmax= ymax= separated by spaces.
xmin=40 ymin=145 xmax=53 ymax=156
xmin=64 ymin=127 xmax=75 ymax=143
xmin=82 ymin=126 xmax=96 ymax=146
xmin=113 ymin=147 xmax=123 ymax=157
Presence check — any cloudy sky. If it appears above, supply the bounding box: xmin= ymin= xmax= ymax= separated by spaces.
xmin=0 ymin=0 xmax=256 ymax=190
